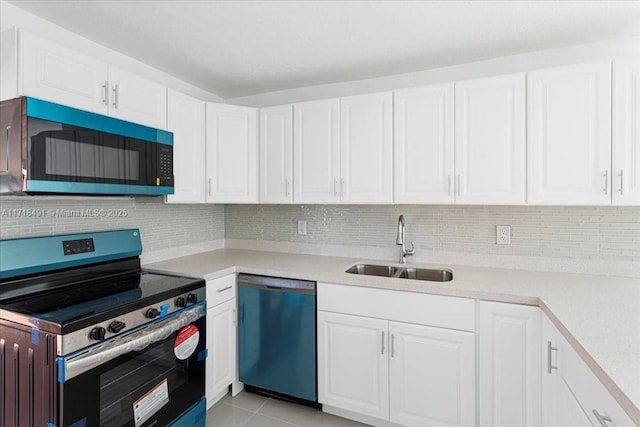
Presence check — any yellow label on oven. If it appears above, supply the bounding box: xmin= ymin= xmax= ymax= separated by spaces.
xmin=156 ymin=178 xmax=160 ymax=186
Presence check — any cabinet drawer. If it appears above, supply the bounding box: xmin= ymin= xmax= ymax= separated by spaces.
xmin=318 ymin=282 xmax=475 ymax=332
xmin=206 ymin=274 xmax=236 ymax=307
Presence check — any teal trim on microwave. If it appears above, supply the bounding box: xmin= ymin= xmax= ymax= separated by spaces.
xmin=26 ymin=180 xmax=174 ymax=195
xmin=25 ymin=97 xmax=173 ymax=145
xmin=0 ymin=229 xmax=142 ymax=279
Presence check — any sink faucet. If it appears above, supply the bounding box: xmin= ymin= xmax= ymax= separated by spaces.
xmin=396 ymin=215 xmax=415 ymax=264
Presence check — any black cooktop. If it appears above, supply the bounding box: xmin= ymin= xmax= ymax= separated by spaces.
xmin=0 ymin=258 xmax=204 ymax=334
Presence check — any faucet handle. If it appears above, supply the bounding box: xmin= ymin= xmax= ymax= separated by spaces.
xmin=406 ymin=242 xmax=415 ymax=255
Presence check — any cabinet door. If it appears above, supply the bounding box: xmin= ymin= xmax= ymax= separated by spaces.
xmin=166 ymin=89 xmax=205 ymax=203
xmin=206 ymin=103 xmax=258 ymax=203
xmin=454 ymin=74 xmax=525 ymax=205
xmin=394 ymin=84 xmax=454 ymax=204
xmin=542 ymin=314 xmax=634 ymax=427
xmin=613 ymin=59 xmax=640 ymax=205
xmin=340 ymin=92 xmax=393 ymax=203
xmin=20 ymin=30 xmax=108 ymax=115
xmin=479 ymin=301 xmax=541 ymax=427
xmin=389 ymin=321 xmax=475 ymax=427
xmin=317 ymin=311 xmax=389 ymax=420
xmin=260 ymin=104 xmax=293 ymax=203
xmin=528 ymin=61 xmax=612 ymax=205
xmin=206 ymin=299 xmax=236 ymax=409
xmin=293 ymin=99 xmax=341 ymax=203
xmin=108 ymin=66 xmax=167 ymax=129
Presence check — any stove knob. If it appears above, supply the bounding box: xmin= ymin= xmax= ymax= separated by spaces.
xmin=186 ymin=293 xmax=197 ymax=304
xmin=108 ymin=321 xmax=126 ymax=334
xmin=175 ymin=296 xmax=186 ymax=308
xmin=146 ymin=308 xmax=161 ymax=319
xmin=89 ymin=326 xmax=106 ymax=341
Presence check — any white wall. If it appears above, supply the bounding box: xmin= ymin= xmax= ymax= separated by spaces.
xmin=0 ymin=0 xmax=224 ymax=102
xmin=228 ymin=36 xmax=640 ymax=107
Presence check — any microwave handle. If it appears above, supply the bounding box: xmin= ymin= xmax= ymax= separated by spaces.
xmin=3 ymin=125 xmax=9 ymax=173
xmin=60 ymin=303 xmax=205 ymax=382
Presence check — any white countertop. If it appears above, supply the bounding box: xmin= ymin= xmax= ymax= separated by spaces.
xmin=144 ymin=248 xmax=640 ymax=424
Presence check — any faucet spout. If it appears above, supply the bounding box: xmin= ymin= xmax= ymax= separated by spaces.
xmin=396 ymin=215 xmax=405 ymax=245
xmin=396 ymin=215 xmax=415 ymax=264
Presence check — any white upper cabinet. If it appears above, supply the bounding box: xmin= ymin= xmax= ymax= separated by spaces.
xmin=528 ymin=61 xmax=612 ymax=205
xmin=394 ymin=84 xmax=455 ymax=204
xmin=455 ymin=73 xmax=526 ymax=204
xmin=293 ymin=99 xmax=341 ymax=203
xmin=206 ymin=103 xmax=258 ymax=203
xmin=613 ymin=58 xmax=640 ymax=205
xmin=340 ymin=92 xmax=393 ymax=204
xmin=260 ymin=104 xmax=293 ymax=203
xmin=107 ymin=66 xmax=167 ymax=129
xmin=166 ymin=89 xmax=205 ymax=204
xmin=479 ymin=301 xmax=541 ymax=427
xmin=13 ymin=29 xmax=168 ymax=129
xmin=20 ymin=30 xmax=109 ymax=115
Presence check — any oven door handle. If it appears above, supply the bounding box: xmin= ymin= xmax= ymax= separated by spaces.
xmin=58 ymin=302 xmax=205 ymax=383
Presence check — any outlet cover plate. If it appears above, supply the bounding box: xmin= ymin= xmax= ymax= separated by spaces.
xmin=496 ymin=225 xmax=511 ymax=245
xmin=297 ymin=220 xmax=307 ymax=235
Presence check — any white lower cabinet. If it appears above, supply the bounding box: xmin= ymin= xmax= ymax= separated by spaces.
xmin=541 ymin=314 xmax=634 ymax=427
xmin=317 ymin=311 xmax=389 ymax=419
xmin=389 ymin=321 xmax=475 ymax=427
xmin=206 ymin=275 xmax=237 ymax=409
xmin=479 ymin=301 xmax=541 ymax=427
xmin=317 ymin=283 xmax=475 ymax=427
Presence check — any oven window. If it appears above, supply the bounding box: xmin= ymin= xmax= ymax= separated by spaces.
xmin=99 ymin=340 xmax=187 ymax=426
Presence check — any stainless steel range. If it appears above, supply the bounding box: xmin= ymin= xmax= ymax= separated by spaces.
xmin=0 ymin=229 xmax=207 ymax=427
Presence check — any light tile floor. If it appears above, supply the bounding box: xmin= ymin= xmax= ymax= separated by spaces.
xmin=206 ymin=391 xmax=370 ymax=427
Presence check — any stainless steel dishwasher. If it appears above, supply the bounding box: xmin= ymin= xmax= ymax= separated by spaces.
xmin=237 ymin=274 xmax=317 ymax=405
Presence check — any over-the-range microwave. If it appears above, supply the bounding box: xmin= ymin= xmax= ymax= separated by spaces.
xmin=0 ymin=97 xmax=174 ymax=196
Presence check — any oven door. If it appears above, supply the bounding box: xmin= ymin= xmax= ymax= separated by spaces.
xmin=57 ymin=303 xmax=206 ymax=427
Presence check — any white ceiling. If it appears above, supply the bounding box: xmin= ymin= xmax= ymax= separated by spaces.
xmin=7 ymin=0 xmax=640 ymax=99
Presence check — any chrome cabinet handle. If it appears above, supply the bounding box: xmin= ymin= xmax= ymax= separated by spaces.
xmin=592 ymin=410 xmax=612 ymax=426
xmin=111 ymin=84 xmax=119 ymax=108
xmin=285 ymin=179 xmax=290 ymax=196
xmin=448 ymin=174 xmax=452 ymax=196
xmin=334 ymin=179 xmax=338 ymax=197
xmin=381 ymin=331 xmax=385 ymax=355
xmin=233 ymin=308 xmax=237 ymax=326
xmin=340 ymin=178 xmax=345 ymax=196
xmin=547 ymin=341 xmax=558 ymax=374
xmin=456 ymin=174 xmax=461 ymax=197
xmin=391 ymin=334 xmax=395 ymax=358
xmin=217 ymin=286 xmax=232 ymax=293
xmin=603 ymin=170 xmax=608 ymax=195
xmin=102 ymin=80 xmax=108 ymax=105
xmin=208 ymin=178 xmax=212 ymax=196
xmin=618 ymin=170 xmax=624 ymax=195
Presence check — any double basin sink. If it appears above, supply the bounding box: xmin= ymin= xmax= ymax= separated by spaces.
xmin=345 ymin=264 xmax=453 ymax=282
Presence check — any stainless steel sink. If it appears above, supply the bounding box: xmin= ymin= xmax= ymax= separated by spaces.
xmin=345 ymin=264 xmax=453 ymax=282
xmin=345 ymin=264 xmax=401 ymax=277
xmin=396 ymin=267 xmax=453 ymax=282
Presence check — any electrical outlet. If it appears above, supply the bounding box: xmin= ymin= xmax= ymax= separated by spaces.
xmin=496 ymin=225 xmax=511 ymax=245
xmin=297 ymin=220 xmax=307 ymax=235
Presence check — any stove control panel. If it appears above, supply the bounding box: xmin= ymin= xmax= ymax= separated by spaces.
xmin=62 ymin=238 xmax=95 ymax=256
xmin=60 ymin=286 xmax=206 ymax=353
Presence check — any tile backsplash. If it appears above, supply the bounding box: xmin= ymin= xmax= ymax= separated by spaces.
xmin=0 ymin=197 xmax=224 ymax=253
xmin=225 ymin=205 xmax=640 ymax=263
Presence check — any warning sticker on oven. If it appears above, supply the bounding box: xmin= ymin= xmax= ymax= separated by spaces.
xmin=133 ymin=378 xmax=169 ymax=427
xmin=174 ymin=324 xmax=199 ymax=360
